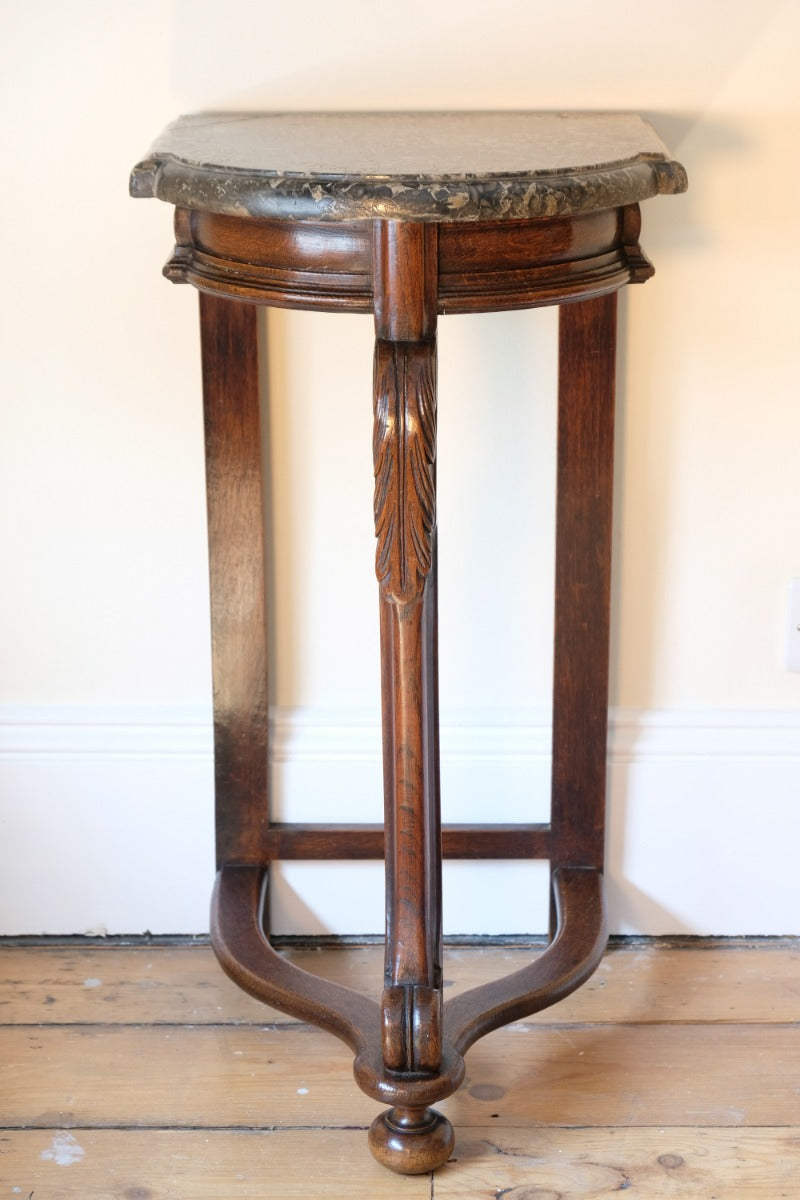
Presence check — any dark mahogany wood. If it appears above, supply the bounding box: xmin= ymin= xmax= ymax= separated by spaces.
xmin=199 ymin=293 xmax=270 ymax=868
xmin=167 ymin=206 xmax=653 ymax=313
xmin=550 ymin=293 xmax=618 ymax=878
xmin=260 ymin=822 xmax=551 ymax=860
xmin=372 ymin=223 xmax=443 ymax=1088
xmin=134 ymin=112 xmax=685 ymax=1173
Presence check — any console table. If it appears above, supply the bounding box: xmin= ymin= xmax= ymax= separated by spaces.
xmin=131 ymin=112 xmax=686 ymax=1174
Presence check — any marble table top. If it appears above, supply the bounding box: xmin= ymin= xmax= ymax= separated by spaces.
xmin=131 ymin=112 xmax=687 ymax=223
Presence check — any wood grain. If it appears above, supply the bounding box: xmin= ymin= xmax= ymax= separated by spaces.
xmin=436 ymin=1128 xmax=800 ymax=1198
xmin=3 ymin=943 xmax=799 ymax=1025
xmin=372 ymin=221 xmax=443 ymax=1098
xmin=3 ymin=1021 xmax=798 ymax=1130
xmin=3 ymin=1128 xmax=797 ymax=1198
xmin=0 ymin=1130 xmax=429 ymax=1198
xmin=199 ymin=293 xmax=270 ymax=868
xmin=550 ymin=293 xmax=617 ymax=875
xmin=163 ymin=204 xmax=657 ymax=312
xmin=261 ymin=822 xmax=552 ymax=861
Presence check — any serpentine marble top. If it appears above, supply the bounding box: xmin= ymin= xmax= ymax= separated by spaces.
xmin=131 ymin=112 xmax=687 ymax=223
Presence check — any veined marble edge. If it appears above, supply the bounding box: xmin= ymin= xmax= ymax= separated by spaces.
xmin=129 ymin=158 xmax=687 ymax=223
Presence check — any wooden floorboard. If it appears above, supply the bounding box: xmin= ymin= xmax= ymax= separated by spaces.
xmin=0 ymin=1129 xmax=430 ymax=1198
xmin=1 ymin=941 xmax=798 ymax=1197
xmin=2 ymin=1128 xmax=799 ymax=1199
xmin=2 ymin=1023 xmax=798 ymax=1129
xmin=2 ymin=942 xmax=799 ymax=1025
xmin=435 ymin=1128 xmax=800 ymax=1198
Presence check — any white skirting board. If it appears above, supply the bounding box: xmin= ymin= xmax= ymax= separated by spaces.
xmin=0 ymin=706 xmax=798 ymax=936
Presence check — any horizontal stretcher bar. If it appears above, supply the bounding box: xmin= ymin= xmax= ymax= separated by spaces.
xmin=254 ymin=823 xmax=552 ymax=861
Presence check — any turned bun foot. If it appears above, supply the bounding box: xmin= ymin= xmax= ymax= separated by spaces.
xmin=368 ymin=1106 xmax=454 ymax=1175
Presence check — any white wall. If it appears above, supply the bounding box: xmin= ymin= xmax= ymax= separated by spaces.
xmin=1 ymin=1 xmax=798 ymax=935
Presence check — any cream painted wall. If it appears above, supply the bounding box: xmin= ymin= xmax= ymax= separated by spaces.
xmin=0 ymin=1 xmax=798 ymax=935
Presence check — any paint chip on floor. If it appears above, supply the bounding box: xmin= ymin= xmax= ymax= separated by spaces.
xmin=41 ymin=1132 xmax=86 ymax=1166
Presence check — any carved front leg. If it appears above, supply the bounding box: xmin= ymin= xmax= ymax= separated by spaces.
xmin=373 ymin=336 xmax=442 ymax=1075
xmin=367 ymin=221 xmax=452 ymax=1174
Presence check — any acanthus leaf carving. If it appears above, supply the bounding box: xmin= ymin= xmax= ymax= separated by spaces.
xmin=373 ymin=339 xmax=437 ymax=607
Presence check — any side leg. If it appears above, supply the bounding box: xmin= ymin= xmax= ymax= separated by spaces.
xmin=550 ymin=293 xmax=617 ymax=903
xmin=199 ymin=292 xmax=270 ymax=870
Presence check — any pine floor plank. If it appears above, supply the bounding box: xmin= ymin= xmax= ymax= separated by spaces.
xmin=0 ymin=1129 xmax=429 ymax=1198
xmin=0 ymin=944 xmax=380 ymax=1027
xmin=441 ymin=1023 xmax=800 ymax=1130
xmin=447 ymin=942 xmax=800 ymax=1026
xmin=436 ymin=1127 xmax=800 ymax=1198
xmin=2 ymin=942 xmax=799 ymax=1026
xmin=1 ymin=1025 xmax=372 ymax=1131
xmin=2 ymin=1128 xmax=798 ymax=1199
xmin=3 ymin=1022 xmax=799 ymax=1130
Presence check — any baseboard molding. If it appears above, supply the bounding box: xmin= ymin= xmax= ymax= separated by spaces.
xmin=2 ymin=703 xmax=798 ymax=761
xmin=0 ymin=706 xmax=213 ymax=759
